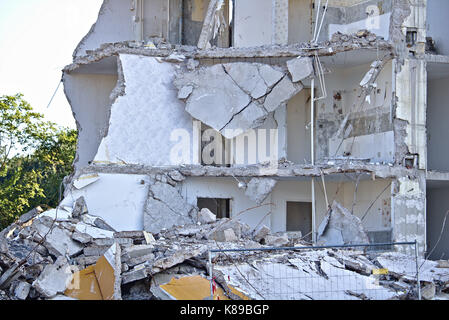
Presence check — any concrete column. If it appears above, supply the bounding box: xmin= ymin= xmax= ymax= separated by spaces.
xmin=272 ymin=0 xmax=289 ymax=45
xmin=391 ymin=174 xmax=426 ymax=255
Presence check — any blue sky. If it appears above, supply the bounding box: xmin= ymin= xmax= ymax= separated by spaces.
xmin=0 ymin=0 xmax=103 ymax=128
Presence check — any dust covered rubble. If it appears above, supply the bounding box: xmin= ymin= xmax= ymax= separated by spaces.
xmin=0 ymin=203 xmax=449 ymax=300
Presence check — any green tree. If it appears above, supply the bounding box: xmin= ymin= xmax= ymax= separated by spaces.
xmin=0 ymin=94 xmax=77 ymax=229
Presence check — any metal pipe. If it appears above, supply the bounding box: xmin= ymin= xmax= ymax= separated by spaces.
xmin=209 ymin=242 xmax=417 ymax=253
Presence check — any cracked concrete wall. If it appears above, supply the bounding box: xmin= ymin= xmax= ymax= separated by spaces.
xmin=394 ymin=58 xmax=427 ymax=169
xmin=63 ymin=72 xmax=118 ymax=170
xmin=94 ymin=54 xmax=194 ymax=166
xmin=316 ymin=60 xmax=394 ymax=163
xmin=174 ymin=62 xmax=306 ymax=140
xmin=60 ymin=173 xmax=151 ymax=231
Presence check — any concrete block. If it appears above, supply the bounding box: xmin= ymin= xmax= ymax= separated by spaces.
xmin=198 ymin=208 xmax=217 ymax=224
xmin=32 ymin=257 xmax=73 ymax=298
xmin=83 ymin=246 xmax=110 ymax=257
xmin=72 ymin=196 xmax=88 ymax=218
xmin=13 ymin=281 xmax=31 ymax=300
xmin=264 ymin=234 xmax=289 ymax=247
xmin=253 ymin=225 xmax=270 ymax=243
xmin=245 ymin=178 xmax=277 ymax=205
xmin=122 ymin=245 xmax=154 ymax=262
xmin=153 ymin=245 xmax=207 ymax=270
xmin=122 ymin=266 xmax=148 ymax=285
xmin=144 ymin=182 xmax=195 ymax=234
xmin=317 ymin=201 xmax=370 ymax=246
xmin=264 ymin=76 xmax=303 ymax=112
xmin=287 ymin=57 xmax=314 ymax=82
xmin=422 ymin=282 xmax=436 ymax=300
xmin=71 ymin=231 xmax=93 ymax=244
xmin=75 ymin=222 xmax=115 ymax=239
xmin=32 ymin=221 xmax=83 ymax=257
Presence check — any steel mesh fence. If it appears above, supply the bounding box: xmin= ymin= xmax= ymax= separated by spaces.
xmin=208 ymin=242 xmax=421 ymax=300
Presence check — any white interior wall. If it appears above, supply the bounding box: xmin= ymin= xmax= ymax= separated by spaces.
xmin=320 ymin=61 xmax=394 ymax=162
xmin=64 ymin=73 xmax=118 ymax=170
xmin=233 ymin=0 xmax=273 ymax=47
xmin=61 ymin=173 xmax=150 ymax=231
xmin=288 ymin=0 xmax=313 ymax=44
xmin=426 ymin=186 xmax=449 ymax=260
xmin=287 ymin=89 xmax=311 ymax=163
xmin=143 ymin=0 xmax=169 ymax=40
xmin=427 ymin=0 xmax=449 ymax=56
xmin=94 ymin=55 xmax=194 ymax=166
xmin=427 ymin=76 xmax=449 ymax=172
xmin=182 ymin=177 xmax=390 ymax=234
xmin=342 ymin=179 xmax=392 ymax=232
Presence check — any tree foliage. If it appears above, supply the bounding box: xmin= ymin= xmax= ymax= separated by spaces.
xmin=0 ymin=94 xmax=77 ymax=229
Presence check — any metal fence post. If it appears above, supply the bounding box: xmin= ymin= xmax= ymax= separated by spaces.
xmin=208 ymin=250 xmax=214 ymax=300
xmin=414 ymin=240 xmax=422 ymax=300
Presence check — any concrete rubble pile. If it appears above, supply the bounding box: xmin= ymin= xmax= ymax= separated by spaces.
xmin=0 ymin=204 xmax=448 ymax=300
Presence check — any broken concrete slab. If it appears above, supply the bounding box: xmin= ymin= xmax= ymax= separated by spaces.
xmin=177 ymin=85 xmax=193 ymax=99
xmin=81 ymin=214 xmax=116 ymax=232
xmin=209 ymin=228 xmax=239 ymax=242
xmin=264 ymin=234 xmax=289 ymax=247
xmin=72 ymin=196 xmax=88 ymax=219
xmin=71 ymin=231 xmax=93 ymax=244
xmin=175 ymin=64 xmax=251 ymax=131
xmin=287 ymin=57 xmax=314 ymax=82
xmin=152 ymin=245 xmax=208 ymax=270
xmin=422 ymin=282 xmax=436 ymax=300
xmin=264 ymin=76 xmax=303 ymax=112
xmin=253 ymin=225 xmax=270 ymax=243
xmin=32 ymin=221 xmax=83 ymax=257
xmin=32 ymin=257 xmax=73 ymax=298
xmin=317 ymin=201 xmax=370 ymax=246
xmin=13 ymin=281 xmax=31 ymax=300
xmin=38 ymin=208 xmax=72 ymax=222
xmin=258 ymin=64 xmax=285 ymax=88
xmin=75 ymin=222 xmax=115 ymax=239
xmin=73 ymin=174 xmax=100 ymax=190
xmin=244 ymin=178 xmax=277 ymax=204
xmin=206 ymin=219 xmax=244 ymax=242
xmin=198 ymin=208 xmax=217 ymax=225
xmin=223 ymin=102 xmax=268 ymax=132
xmin=175 ymin=62 xmax=303 ymax=139
xmin=144 ymin=181 xmax=195 ymax=234
xmin=83 ymin=246 xmax=111 ymax=257
xmin=224 ymin=63 xmax=270 ymax=99
xmin=121 ymin=266 xmax=148 ymax=285
xmin=121 ymin=245 xmax=154 ymax=263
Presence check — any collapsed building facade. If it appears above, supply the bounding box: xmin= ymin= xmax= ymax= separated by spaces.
xmin=59 ymin=0 xmax=449 ymax=261
xmin=3 ymin=0 xmax=449 ymax=301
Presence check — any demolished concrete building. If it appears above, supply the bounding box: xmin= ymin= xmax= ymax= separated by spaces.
xmin=61 ymin=0 xmax=449 ymax=257
xmin=2 ymin=0 xmax=449 ymax=300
